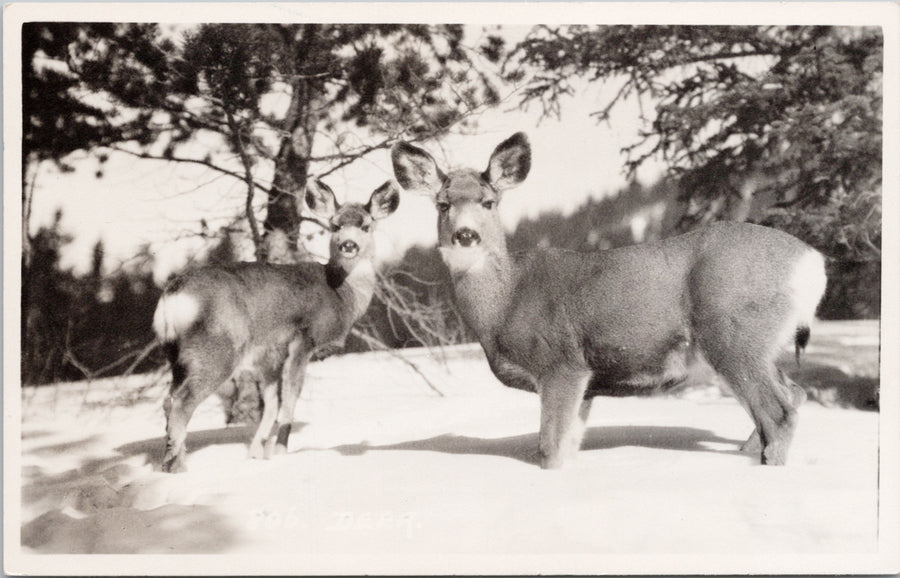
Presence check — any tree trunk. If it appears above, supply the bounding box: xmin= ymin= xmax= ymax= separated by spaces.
xmin=262 ymin=24 xmax=321 ymax=264
xmin=263 ymin=138 xmax=310 ymax=263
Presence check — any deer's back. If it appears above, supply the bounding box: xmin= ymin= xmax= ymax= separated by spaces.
xmin=495 ymin=222 xmax=818 ymax=385
xmin=166 ymin=262 xmax=346 ymax=348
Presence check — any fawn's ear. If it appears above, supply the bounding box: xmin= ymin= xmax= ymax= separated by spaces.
xmin=484 ymin=132 xmax=531 ymax=192
xmin=366 ymin=181 xmax=401 ymax=220
xmin=391 ymin=141 xmax=445 ymax=198
xmin=303 ymin=179 xmax=339 ymax=220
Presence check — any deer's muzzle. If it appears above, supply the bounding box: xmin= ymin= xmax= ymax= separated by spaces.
xmin=452 ymin=228 xmax=481 ymax=247
xmin=338 ymin=240 xmax=359 ymax=257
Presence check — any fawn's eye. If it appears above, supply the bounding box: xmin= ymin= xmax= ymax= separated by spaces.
xmin=437 ymin=202 xmax=450 ymax=214
xmin=482 ymin=200 xmax=495 ymax=210
xmin=330 ymin=223 xmax=341 ymax=233
xmin=361 ymin=224 xmax=371 ymax=233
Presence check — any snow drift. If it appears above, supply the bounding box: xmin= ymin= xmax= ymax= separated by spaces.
xmin=10 ymin=320 xmax=891 ymax=575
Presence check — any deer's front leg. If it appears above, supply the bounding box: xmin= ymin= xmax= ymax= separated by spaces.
xmin=538 ymin=367 xmax=592 ymax=469
xmin=268 ymin=340 xmax=310 ymax=457
xmin=248 ymin=382 xmax=279 ymax=460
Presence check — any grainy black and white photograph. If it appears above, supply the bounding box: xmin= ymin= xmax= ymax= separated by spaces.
xmin=4 ymin=2 xmax=898 ymax=575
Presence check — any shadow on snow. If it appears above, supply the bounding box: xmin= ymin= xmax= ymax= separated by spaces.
xmin=331 ymin=425 xmax=745 ymax=466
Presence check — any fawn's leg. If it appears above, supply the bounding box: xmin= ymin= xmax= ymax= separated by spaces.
xmin=163 ymin=340 xmax=234 ymax=473
xmin=248 ymin=383 xmax=279 ymax=460
xmin=267 ymin=338 xmax=310 ymax=457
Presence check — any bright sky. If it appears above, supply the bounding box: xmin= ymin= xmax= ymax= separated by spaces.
xmin=27 ymin=25 xmax=665 ymax=283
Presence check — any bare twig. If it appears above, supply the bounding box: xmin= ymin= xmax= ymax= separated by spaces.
xmin=350 ymin=328 xmax=446 ymax=397
xmin=122 ymin=340 xmax=160 ymax=377
xmin=110 ymin=145 xmax=271 ymax=196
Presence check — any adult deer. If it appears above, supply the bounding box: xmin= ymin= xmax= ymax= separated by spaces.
xmin=152 ymin=180 xmax=399 ymax=472
xmin=392 ymin=133 xmax=826 ymax=469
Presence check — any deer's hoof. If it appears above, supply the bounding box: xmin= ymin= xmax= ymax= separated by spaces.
xmin=162 ymin=456 xmax=187 ymax=474
xmin=248 ymin=443 xmax=265 ymax=460
xmin=539 ymin=452 xmax=567 ymax=470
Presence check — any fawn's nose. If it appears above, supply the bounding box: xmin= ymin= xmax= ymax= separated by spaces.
xmin=452 ymin=228 xmax=481 ymax=247
xmin=338 ymin=239 xmax=359 ymax=257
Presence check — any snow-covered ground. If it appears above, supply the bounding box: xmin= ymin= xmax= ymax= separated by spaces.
xmin=8 ymin=320 xmax=897 ymax=574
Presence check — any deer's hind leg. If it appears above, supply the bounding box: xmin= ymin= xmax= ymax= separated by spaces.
xmin=705 ymin=342 xmax=800 ymax=466
xmin=538 ymin=366 xmax=592 ymax=469
xmin=247 ymin=344 xmax=289 ymax=460
xmin=163 ymin=338 xmax=236 ymax=473
xmin=692 ymin=279 xmax=803 ymax=465
xmin=740 ymin=369 xmax=807 ymax=454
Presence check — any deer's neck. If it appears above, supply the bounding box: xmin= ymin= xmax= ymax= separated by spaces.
xmin=326 ymin=258 xmax=377 ymax=329
xmin=442 ymin=245 xmax=516 ymax=350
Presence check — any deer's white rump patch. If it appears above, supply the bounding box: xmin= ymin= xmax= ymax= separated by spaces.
xmin=789 ymin=249 xmax=828 ymax=328
xmin=153 ymin=292 xmax=200 ymax=342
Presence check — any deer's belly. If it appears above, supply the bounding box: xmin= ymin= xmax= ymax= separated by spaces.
xmin=584 ymin=331 xmax=695 ymax=391
xmin=485 ymin=351 xmax=539 ymax=393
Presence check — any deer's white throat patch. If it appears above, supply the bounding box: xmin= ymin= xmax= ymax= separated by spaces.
xmin=344 ymin=260 xmax=377 ymax=320
xmin=439 ymin=245 xmax=488 ymax=275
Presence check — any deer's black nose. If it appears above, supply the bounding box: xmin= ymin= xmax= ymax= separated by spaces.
xmin=452 ymin=228 xmax=481 ymax=247
xmin=338 ymin=240 xmax=359 ymax=256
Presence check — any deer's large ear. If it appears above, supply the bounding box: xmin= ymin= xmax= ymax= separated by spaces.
xmin=366 ymin=181 xmax=401 ymax=220
xmin=484 ymin=132 xmax=531 ymax=191
xmin=303 ymin=179 xmax=339 ymax=220
xmin=391 ymin=141 xmax=445 ymax=198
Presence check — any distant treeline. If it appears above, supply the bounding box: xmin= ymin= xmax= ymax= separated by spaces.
xmin=20 ymin=180 xmax=879 ymax=386
xmin=21 ymin=211 xmax=162 ymax=385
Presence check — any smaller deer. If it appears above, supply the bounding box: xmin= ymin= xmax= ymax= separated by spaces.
xmin=392 ymin=133 xmax=826 ymax=469
xmin=152 ymin=180 xmax=399 ymax=472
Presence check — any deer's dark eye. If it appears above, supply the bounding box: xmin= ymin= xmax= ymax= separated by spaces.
xmin=482 ymin=200 xmax=495 ymax=210
xmin=330 ymin=223 xmax=341 ymax=233
xmin=361 ymin=224 xmax=371 ymax=233
xmin=437 ymin=202 xmax=450 ymax=214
